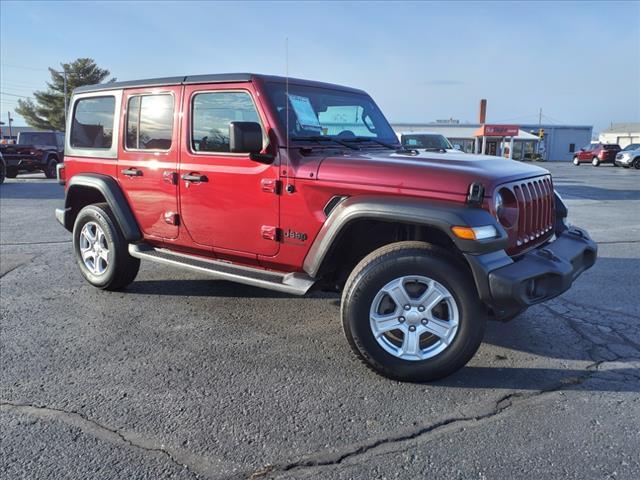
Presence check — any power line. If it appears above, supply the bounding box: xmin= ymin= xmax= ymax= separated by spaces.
xmin=0 ymin=91 xmax=32 ymax=98
xmin=1 ymin=63 xmax=50 ymax=72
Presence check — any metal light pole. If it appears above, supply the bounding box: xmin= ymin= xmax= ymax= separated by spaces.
xmin=7 ymin=112 xmax=13 ymax=139
xmin=53 ymin=66 xmax=69 ymax=129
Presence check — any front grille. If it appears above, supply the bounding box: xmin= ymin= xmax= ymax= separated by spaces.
xmin=502 ymin=176 xmax=555 ymax=253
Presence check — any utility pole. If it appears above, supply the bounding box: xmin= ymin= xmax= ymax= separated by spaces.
xmin=538 ymin=108 xmax=542 ymax=126
xmin=7 ymin=112 xmax=13 ymax=139
xmin=53 ymin=65 xmax=69 ymax=129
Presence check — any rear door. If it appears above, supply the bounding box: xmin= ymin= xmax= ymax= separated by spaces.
xmin=118 ymin=86 xmax=181 ymax=240
xmin=179 ymin=83 xmax=280 ymax=257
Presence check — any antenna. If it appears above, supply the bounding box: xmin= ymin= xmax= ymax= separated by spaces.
xmin=284 ymin=37 xmax=293 ymax=193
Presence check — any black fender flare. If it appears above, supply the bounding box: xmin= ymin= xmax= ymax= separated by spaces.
xmin=63 ymin=173 xmax=142 ymax=241
xmin=302 ymin=195 xmax=508 ymax=278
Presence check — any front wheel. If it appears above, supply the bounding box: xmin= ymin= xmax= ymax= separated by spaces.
xmin=341 ymin=242 xmax=486 ymax=382
xmin=592 ymin=157 xmax=600 ymax=166
xmin=635 ymin=158 xmax=640 ymax=170
xmin=73 ymin=203 xmax=140 ymax=290
xmin=573 ymin=157 xmax=580 ymax=166
xmin=44 ymin=158 xmax=58 ymax=179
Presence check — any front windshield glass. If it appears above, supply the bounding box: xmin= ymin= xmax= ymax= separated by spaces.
xmin=402 ymin=134 xmax=453 ymax=150
xmin=265 ymin=82 xmax=397 ymax=143
xmin=622 ymin=143 xmax=640 ymax=151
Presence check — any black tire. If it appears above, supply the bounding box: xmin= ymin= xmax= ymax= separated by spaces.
xmin=44 ymin=157 xmax=58 ymax=179
xmin=341 ymin=241 xmax=486 ymax=382
xmin=0 ymin=159 xmax=5 ymax=184
xmin=73 ymin=203 xmax=140 ymax=290
xmin=5 ymin=166 xmax=18 ymax=178
xmin=634 ymin=158 xmax=640 ymax=170
xmin=592 ymin=156 xmax=600 ymax=166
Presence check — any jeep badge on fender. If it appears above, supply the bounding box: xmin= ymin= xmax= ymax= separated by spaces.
xmin=55 ymin=73 xmax=597 ymax=382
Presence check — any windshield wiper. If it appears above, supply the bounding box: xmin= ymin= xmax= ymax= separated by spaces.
xmin=290 ymin=136 xmax=360 ymax=150
xmin=423 ymin=147 xmax=447 ymax=153
xmin=340 ymin=136 xmax=400 ymax=150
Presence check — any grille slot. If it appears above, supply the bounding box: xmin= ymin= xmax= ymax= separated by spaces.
xmin=503 ymin=176 xmax=555 ymax=252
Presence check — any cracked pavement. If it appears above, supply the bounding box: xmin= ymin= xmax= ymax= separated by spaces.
xmin=1 ymin=164 xmax=639 ymax=479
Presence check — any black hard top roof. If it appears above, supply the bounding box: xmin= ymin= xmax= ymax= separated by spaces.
xmin=73 ymin=73 xmax=366 ymax=95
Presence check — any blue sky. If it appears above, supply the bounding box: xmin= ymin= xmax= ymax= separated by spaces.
xmin=1 ymin=1 xmax=638 ymax=133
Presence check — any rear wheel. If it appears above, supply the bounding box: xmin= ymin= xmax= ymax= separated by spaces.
xmin=573 ymin=157 xmax=580 ymax=166
xmin=341 ymin=241 xmax=486 ymax=382
xmin=635 ymin=158 xmax=640 ymax=170
xmin=0 ymin=159 xmax=5 ymax=184
xmin=44 ymin=158 xmax=58 ymax=179
xmin=73 ymin=203 xmax=140 ymax=290
xmin=592 ymin=157 xmax=600 ymax=166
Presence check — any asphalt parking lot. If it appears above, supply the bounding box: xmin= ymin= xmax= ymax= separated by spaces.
xmin=1 ymin=163 xmax=639 ymax=479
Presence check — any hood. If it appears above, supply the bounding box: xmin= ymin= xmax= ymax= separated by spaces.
xmin=314 ymin=149 xmax=549 ymax=197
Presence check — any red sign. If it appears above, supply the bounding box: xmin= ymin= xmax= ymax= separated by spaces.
xmin=476 ymin=124 xmax=519 ymax=137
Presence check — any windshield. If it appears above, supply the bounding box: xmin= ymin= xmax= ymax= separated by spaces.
xmin=265 ymin=82 xmax=397 ymax=144
xmin=622 ymin=143 xmax=640 ymax=151
xmin=603 ymin=144 xmax=620 ymax=150
xmin=18 ymin=132 xmax=55 ymax=145
xmin=401 ymin=133 xmax=453 ymax=150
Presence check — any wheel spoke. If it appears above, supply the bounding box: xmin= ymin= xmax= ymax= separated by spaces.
xmin=400 ymin=328 xmax=421 ymax=357
xmin=82 ymin=249 xmax=95 ymax=263
xmin=370 ymin=312 xmax=403 ymax=336
xmin=384 ymin=279 xmax=411 ymax=308
xmin=423 ymin=318 xmax=455 ymax=343
xmin=418 ymin=282 xmax=445 ymax=312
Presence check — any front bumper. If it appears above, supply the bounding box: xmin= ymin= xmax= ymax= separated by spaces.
xmin=615 ymin=157 xmax=632 ymax=166
xmin=466 ymin=227 xmax=597 ymax=317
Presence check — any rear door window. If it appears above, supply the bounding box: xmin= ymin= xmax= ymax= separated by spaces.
xmin=70 ymin=96 xmax=116 ymax=149
xmin=126 ymin=94 xmax=174 ymax=150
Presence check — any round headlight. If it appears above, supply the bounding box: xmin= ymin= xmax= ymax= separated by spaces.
xmin=494 ymin=188 xmax=518 ymax=228
xmin=495 ymin=191 xmax=504 ymax=218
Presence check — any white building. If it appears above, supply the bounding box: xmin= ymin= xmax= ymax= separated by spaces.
xmin=599 ymin=123 xmax=640 ymax=148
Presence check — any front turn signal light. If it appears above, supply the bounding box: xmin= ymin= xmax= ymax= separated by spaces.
xmin=451 ymin=225 xmax=498 ymax=241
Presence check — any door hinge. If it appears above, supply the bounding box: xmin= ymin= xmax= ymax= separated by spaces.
xmin=163 ymin=171 xmax=178 ymax=185
xmin=261 ymin=178 xmax=281 ymax=194
xmin=164 ymin=212 xmax=180 ymax=226
xmin=261 ymin=225 xmax=279 ymax=241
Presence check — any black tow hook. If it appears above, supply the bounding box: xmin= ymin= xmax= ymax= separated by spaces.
xmin=538 ymin=248 xmax=559 ymax=262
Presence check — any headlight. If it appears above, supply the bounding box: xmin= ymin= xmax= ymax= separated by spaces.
xmin=494 ymin=188 xmax=518 ymax=228
xmin=495 ymin=191 xmax=504 ymax=219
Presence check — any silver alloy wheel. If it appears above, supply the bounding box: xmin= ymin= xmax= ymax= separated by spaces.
xmin=79 ymin=221 xmax=109 ymax=275
xmin=573 ymin=157 xmax=579 ymax=165
xmin=592 ymin=157 xmax=599 ymax=166
xmin=369 ymin=275 xmax=460 ymax=361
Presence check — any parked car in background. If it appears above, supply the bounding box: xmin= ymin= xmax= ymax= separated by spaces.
xmin=399 ymin=132 xmax=462 ymax=153
xmin=573 ymin=143 xmax=621 ymax=166
xmin=0 ymin=131 xmax=64 ymax=178
xmin=0 ymin=152 xmax=5 ymax=184
xmin=615 ymin=143 xmax=640 ymax=169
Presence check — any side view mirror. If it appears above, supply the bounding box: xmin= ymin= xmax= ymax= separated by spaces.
xmin=229 ymin=121 xmax=263 ymax=154
xmin=229 ymin=121 xmax=274 ymax=164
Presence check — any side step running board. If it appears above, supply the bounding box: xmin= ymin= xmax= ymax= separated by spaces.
xmin=129 ymin=244 xmax=315 ymax=296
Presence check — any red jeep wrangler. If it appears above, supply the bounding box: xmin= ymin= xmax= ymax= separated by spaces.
xmin=56 ymin=74 xmax=597 ymax=382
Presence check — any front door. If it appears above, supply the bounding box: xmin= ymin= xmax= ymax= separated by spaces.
xmin=179 ymin=84 xmax=280 ymax=257
xmin=118 ymin=86 xmax=181 ymax=240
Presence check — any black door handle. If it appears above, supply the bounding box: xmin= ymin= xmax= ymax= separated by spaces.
xmin=121 ymin=168 xmax=143 ymax=177
xmin=182 ymin=173 xmax=208 ymax=183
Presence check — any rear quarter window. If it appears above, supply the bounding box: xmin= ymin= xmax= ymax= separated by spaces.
xmin=70 ymin=96 xmax=116 ymax=149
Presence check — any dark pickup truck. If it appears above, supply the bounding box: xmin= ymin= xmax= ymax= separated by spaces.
xmin=0 ymin=131 xmax=64 ymax=180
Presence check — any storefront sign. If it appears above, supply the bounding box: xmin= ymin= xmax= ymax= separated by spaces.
xmin=476 ymin=124 xmax=519 ymax=137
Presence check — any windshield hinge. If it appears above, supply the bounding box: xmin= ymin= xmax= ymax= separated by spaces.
xmin=467 ymin=182 xmax=485 ymax=206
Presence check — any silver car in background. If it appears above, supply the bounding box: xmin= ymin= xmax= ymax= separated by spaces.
xmin=615 ymin=143 xmax=640 ymax=169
